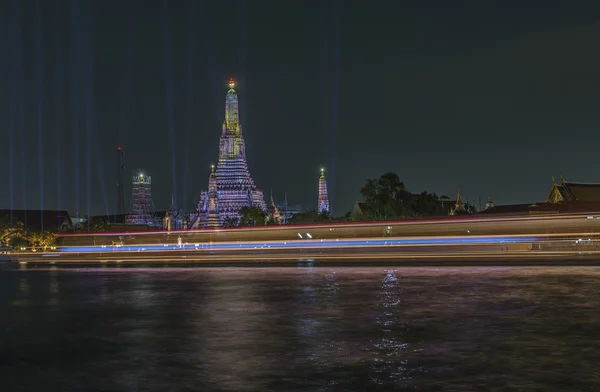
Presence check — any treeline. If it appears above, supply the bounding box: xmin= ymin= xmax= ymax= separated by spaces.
xmin=0 ymin=216 xmax=56 ymax=251
xmin=356 ymin=172 xmax=451 ymax=220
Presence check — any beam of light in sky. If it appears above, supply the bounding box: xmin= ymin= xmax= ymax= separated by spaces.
xmin=238 ymin=0 xmax=249 ymax=132
xmin=7 ymin=1 xmax=16 ymax=223
xmin=328 ymin=0 xmax=344 ymax=215
xmin=54 ymin=4 xmax=65 ymax=219
xmin=85 ymin=7 xmax=110 ymax=224
xmin=198 ymin=0 xmax=221 ymax=124
xmin=14 ymin=0 xmax=27 ymax=213
xmin=69 ymin=0 xmax=81 ymax=224
xmin=35 ymin=0 xmax=45 ymax=231
xmin=92 ymin=131 xmax=110 ymax=217
xmin=85 ymin=3 xmax=93 ymax=231
xmin=162 ymin=0 xmax=177 ymax=207
xmin=120 ymin=0 xmax=137 ymax=149
xmin=183 ymin=0 xmax=198 ymax=212
xmin=319 ymin=2 xmax=330 ymax=172
xmin=319 ymin=1 xmax=343 ymax=215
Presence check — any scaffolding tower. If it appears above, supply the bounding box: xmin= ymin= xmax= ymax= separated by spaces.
xmin=126 ymin=171 xmax=158 ymax=226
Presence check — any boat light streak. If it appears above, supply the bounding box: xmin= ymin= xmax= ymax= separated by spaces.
xmin=58 ymin=235 xmax=540 ymax=253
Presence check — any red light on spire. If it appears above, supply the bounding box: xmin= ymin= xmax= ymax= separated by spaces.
xmin=228 ymin=79 xmax=236 ymax=89
xmin=117 ymin=146 xmax=122 ymax=151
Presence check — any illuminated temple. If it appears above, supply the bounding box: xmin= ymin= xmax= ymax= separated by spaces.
xmin=189 ymin=80 xmax=266 ymax=228
xmin=317 ymin=167 xmax=330 ymax=214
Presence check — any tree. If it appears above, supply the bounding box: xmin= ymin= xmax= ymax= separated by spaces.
xmin=287 ymin=209 xmax=331 ymax=224
xmin=0 ymin=215 xmax=26 ymax=247
xmin=27 ymin=231 xmax=57 ymax=251
xmin=239 ymin=206 xmax=267 ymax=226
xmin=358 ymin=172 xmax=450 ymax=221
xmin=359 ymin=173 xmax=409 ymax=220
xmin=87 ymin=216 xmax=110 ymax=232
xmin=409 ymin=191 xmax=448 ymax=217
xmin=222 ymin=216 xmax=239 ymax=227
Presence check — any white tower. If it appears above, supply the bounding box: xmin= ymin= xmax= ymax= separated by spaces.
xmin=317 ymin=167 xmax=330 ymax=214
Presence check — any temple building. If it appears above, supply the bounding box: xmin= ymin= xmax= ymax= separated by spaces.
xmin=267 ymin=191 xmax=282 ymax=224
xmin=449 ymin=186 xmax=476 ymax=216
xmin=485 ymin=197 xmax=495 ymax=210
xmin=317 ymin=167 xmax=330 ymax=215
xmin=547 ymin=176 xmax=600 ymax=203
xmin=205 ymin=165 xmax=221 ymax=228
xmin=163 ymin=194 xmax=184 ymax=231
xmin=189 ymin=80 xmax=266 ymax=228
xmin=480 ymin=176 xmax=600 ymax=216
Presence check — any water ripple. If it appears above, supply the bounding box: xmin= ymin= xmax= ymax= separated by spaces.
xmin=1 ymin=266 xmax=600 ymax=390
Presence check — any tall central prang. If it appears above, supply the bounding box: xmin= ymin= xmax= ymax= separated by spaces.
xmin=189 ymin=79 xmax=266 ymax=228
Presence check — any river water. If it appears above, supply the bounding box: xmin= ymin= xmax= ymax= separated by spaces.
xmin=1 ymin=266 xmax=599 ymax=391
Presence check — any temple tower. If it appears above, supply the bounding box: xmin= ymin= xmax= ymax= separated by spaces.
xmin=449 ymin=185 xmax=468 ymax=216
xmin=126 ymin=171 xmax=158 ymax=226
xmin=205 ymin=165 xmax=221 ymax=228
xmin=485 ymin=197 xmax=495 ymax=210
xmin=317 ymin=167 xmax=330 ymax=214
xmin=191 ymin=80 xmax=266 ymax=228
xmin=163 ymin=193 xmax=183 ymax=231
xmin=268 ymin=190 xmax=282 ymax=224
xmin=213 ymin=79 xmax=266 ymax=223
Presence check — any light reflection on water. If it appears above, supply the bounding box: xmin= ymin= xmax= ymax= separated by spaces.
xmin=1 ymin=266 xmax=600 ymax=391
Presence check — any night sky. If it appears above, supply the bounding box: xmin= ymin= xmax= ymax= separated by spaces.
xmin=2 ymin=0 xmax=600 ymax=217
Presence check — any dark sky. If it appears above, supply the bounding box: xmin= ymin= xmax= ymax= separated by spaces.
xmin=2 ymin=0 xmax=600 ymax=217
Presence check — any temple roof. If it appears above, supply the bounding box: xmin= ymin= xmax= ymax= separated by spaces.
xmin=478 ymin=204 xmax=537 ymax=215
xmin=167 ymin=193 xmax=178 ymax=215
xmin=480 ymin=201 xmax=600 ymax=215
xmin=548 ymin=179 xmax=600 ymax=203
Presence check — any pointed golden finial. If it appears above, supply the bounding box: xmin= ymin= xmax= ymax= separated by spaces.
xmin=210 ymin=164 xmax=215 ymax=174
xmin=552 ymin=176 xmax=556 ymax=184
xmin=320 ymin=167 xmax=325 ymax=177
xmin=560 ymin=174 xmax=564 ymax=184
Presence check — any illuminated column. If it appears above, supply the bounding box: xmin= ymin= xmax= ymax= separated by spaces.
xmin=317 ymin=167 xmax=330 ymax=214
